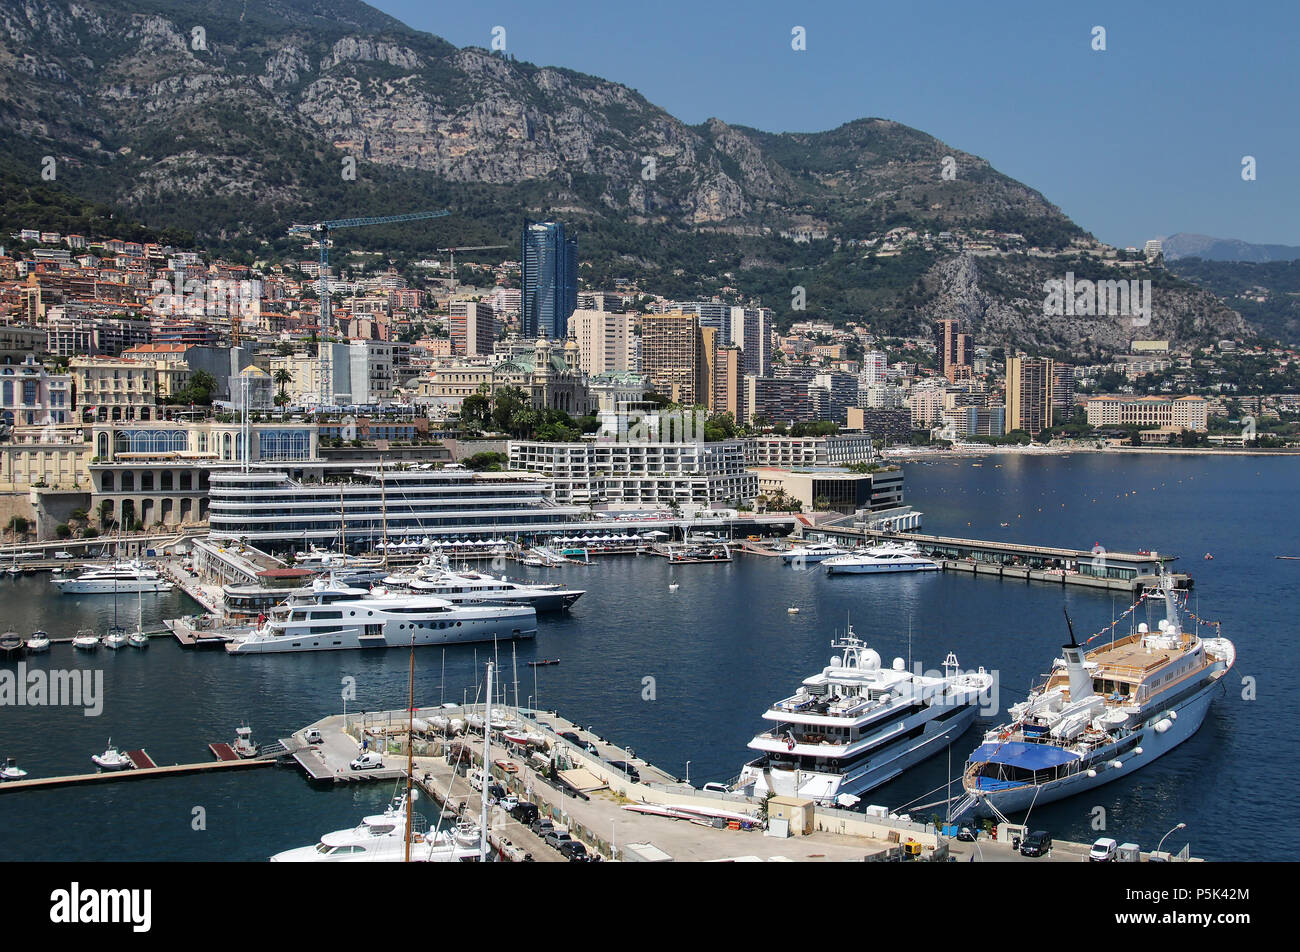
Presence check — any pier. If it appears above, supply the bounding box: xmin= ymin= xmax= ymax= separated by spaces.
xmin=0 ymin=754 xmax=276 ymax=793
xmin=809 ymin=526 xmax=1190 ymax=593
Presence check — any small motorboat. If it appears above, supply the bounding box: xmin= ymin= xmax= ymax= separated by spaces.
xmin=787 ymin=606 xmax=800 ymax=615
xmin=103 ymin=626 xmax=129 ymax=650
xmin=0 ymin=631 xmax=25 ymax=659
xmin=1204 ymin=552 xmax=1214 ymax=561
xmin=71 ymin=629 xmax=100 ymax=650
xmin=232 ymin=725 xmax=258 ymax=758
xmin=92 ymin=741 xmax=132 ymax=771
xmin=26 ymin=630 xmax=50 ymax=653
xmin=527 ymin=659 xmax=560 ymax=667
xmin=1 ymin=757 xmax=28 ymax=781
xmin=668 ymin=582 xmax=679 ymax=592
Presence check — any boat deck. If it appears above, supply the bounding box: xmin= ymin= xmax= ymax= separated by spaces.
xmin=126 ymin=749 xmax=157 ymax=769
xmin=208 ymin=743 xmax=241 ymax=762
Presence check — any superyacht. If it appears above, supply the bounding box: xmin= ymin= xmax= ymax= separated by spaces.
xmin=737 ymin=626 xmax=993 ymax=806
xmin=954 ymin=575 xmax=1235 ymax=819
xmin=224 ymin=577 xmax=536 ymax=654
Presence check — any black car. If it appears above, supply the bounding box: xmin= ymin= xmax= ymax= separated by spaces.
xmin=604 ymin=760 xmax=640 ymax=782
xmin=487 ymin=783 xmax=507 ymax=801
xmin=559 ymin=840 xmax=588 ymax=862
xmin=1019 ymin=830 xmax=1052 ymax=857
xmin=510 ymin=802 xmax=539 ymax=824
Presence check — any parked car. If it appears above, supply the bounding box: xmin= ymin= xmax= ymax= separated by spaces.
xmin=496 ymin=795 xmax=519 ymax=813
xmin=487 ymin=783 xmax=507 ymax=801
xmin=349 ymin=751 xmax=383 ymax=771
xmin=468 ymin=769 xmax=486 ymax=792
xmin=701 ymin=782 xmax=730 ymax=793
xmin=529 ymin=817 xmax=554 ymax=836
xmin=956 ymin=827 xmax=976 ymax=843
xmin=1019 ymin=830 xmax=1052 ymax=857
xmin=543 ymin=829 xmax=573 ymax=850
xmin=559 ymin=840 xmax=588 ymax=862
xmin=303 ymin=728 xmax=323 ymax=745
xmin=510 ymin=802 xmax=539 ymax=825
xmin=53 ymin=550 xmax=74 ymax=560
xmin=604 ymin=760 xmax=641 ymax=783
xmin=1089 ymin=837 xmax=1118 ymax=862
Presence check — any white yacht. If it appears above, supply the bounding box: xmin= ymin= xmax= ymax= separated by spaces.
xmin=1 ymin=757 xmax=28 ymax=781
xmin=71 ymin=629 xmax=100 ymax=650
xmin=270 ymin=795 xmax=482 ymax=862
xmin=382 ymin=560 xmax=583 ymax=613
xmin=780 ymin=541 xmax=849 ymax=564
xmin=737 ymin=627 xmax=993 ymax=806
xmin=91 ymin=741 xmax=132 ymax=771
xmin=52 ymin=560 xmax=173 ymax=595
xmin=224 ymin=578 xmax=537 ymax=654
xmin=954 ymin=575 xmax=1235 ymax=820
xmin=25 ymin=630 xmax=50 ymax=653
xmin=823 ymin=542 xmax=941 ymax=575
xmin=103 ymin=626 xmax=129 ymax=650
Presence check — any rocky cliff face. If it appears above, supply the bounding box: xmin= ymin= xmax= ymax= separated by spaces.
xmin=0 ymin=0 xmax=1250 ymax=348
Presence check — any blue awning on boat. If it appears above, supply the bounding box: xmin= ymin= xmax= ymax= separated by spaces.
xmin=969 ymin=741 xmax=1079 ymax=769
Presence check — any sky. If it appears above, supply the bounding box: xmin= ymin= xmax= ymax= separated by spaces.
xmin=372 ymin=0 xmax=1298 ymax=249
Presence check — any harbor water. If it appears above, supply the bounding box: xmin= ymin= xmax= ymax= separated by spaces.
xmin=0 ymin=452 xmax=1294 ymax=861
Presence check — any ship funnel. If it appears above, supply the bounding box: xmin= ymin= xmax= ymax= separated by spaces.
xmin=1062 ymin=609 xmax=1093 ymax=701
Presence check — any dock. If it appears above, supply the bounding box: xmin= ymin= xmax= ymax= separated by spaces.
xmin=0 ymin=755 xmax=275 ymax=793
xmin=810 ymin=526 xmax=1190 ymax=593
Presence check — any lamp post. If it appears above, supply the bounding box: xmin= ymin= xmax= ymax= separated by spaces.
xmin=1156 ymin=821 xmax=1187 ymax=858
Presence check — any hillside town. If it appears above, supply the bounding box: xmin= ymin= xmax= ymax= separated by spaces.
xmin=1 ymin=221 xmax=1296 ymax=543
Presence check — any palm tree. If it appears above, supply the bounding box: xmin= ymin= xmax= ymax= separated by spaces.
xmin=272 ymin=369 xmax=293 ymax=419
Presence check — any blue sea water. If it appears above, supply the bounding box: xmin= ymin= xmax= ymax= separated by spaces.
xmin=0 ymin=452 xmax=1294 ymax=860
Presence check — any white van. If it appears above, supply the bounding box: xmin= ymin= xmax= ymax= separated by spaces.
xmin=469 ymin=769 xmax=487 ymax=792
xmin=1089 ymin=837 xmax=1118 ymax=862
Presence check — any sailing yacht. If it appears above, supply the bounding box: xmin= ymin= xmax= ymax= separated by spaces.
xmin=737 ymin=627 xmax=993 ymax=806
xmin=954 ymin=575 xmax=1235 ymax=819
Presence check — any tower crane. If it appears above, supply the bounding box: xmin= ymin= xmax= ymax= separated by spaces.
xmin=289 ymin=210 xmax=449 ymax=405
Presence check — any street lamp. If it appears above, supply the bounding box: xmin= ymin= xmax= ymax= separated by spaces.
xmin=1156 ymin=821 xmax=1187 ymax=858
xmin=685 ymin=760 xmax=691 ymax=785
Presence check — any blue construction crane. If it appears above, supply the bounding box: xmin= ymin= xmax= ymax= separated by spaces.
xmin=289 ymin=209 xmax=449 ymax=404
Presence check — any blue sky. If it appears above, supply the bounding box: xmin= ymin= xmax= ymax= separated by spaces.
xmin=373 ymin=0 xmax=1297 ymax=249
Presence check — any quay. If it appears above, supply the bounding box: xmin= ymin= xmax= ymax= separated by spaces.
xmin=808 ymin=526 xmax=1191 ymax=593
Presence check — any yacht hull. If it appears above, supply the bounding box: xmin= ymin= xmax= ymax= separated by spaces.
xmin=226 ymin=614 xmax=537 ymax=654
xmin=745 ymin=704 xmax=980 ymax=804
xmin=53 ymin=579 xmax=173 ymax=594
xmin=825 ymin=561 xmax=940 ymax=575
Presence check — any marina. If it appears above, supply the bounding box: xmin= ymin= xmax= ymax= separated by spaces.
xmin=0 ymin=454 xmax=1284 ymax=861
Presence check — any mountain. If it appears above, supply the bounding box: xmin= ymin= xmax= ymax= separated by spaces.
xmin=1166 ymin=257 xmax=1300 ymax=346
xmin=1161 ymin=233 xmax=1300 ymax=264
xmin=0 ymin=0 xmax=1248 ymax=351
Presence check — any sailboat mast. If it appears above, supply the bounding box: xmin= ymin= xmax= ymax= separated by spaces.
xmin=481 ymin=661 xmax=492 ymax=861
xmin=379 ymin=454 xmax=389 ymax=571
xmin=404 ymin=629 xmax=416 ymax=863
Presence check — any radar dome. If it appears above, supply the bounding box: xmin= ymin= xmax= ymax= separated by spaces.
xmin=861 ymin=649 xmax=881 ymax=670
xmin=892 ymin=657 xmax=906 ymax=672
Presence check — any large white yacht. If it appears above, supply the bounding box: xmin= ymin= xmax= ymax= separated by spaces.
xmin=381 ymin=559 xmax=583 ymax=612
xmin=823 ymin=542 xmax=941 ymax=575
xmin=737 ymin=627 xmax=993 ymax=806
xmin=955 ymin=575 xmax=1235 ymax=820
xmin=52 ymin=560 xmax=174 ymax=595
xmin=224 ymin=577 xmax=537 ymax=654
xmin=780 ymin=541 xmax=849 ymax=564
xmin=270 ymin=795 xmax=482 ymax=862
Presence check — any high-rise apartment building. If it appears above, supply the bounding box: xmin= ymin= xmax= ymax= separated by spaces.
xmin=640 ymin=311 xmax=706 ymax=406
xmin=568 ymin=308 xmax=638 ymax=375
xmin=520 ymin=220 xmax=578 ymax=339
xmin=935 ymin=317 xmax=972 ymax=381
xmin=1005 ymin=355 xmax=1055 ymax=436
xmin=449 ymin=300 xmax=497 ymax=357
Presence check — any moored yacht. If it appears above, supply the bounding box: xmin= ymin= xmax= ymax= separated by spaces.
xmin=224 ymin=577 xmax=537 ymax=654
xmin=270 ymin=795 xmax=482 ymax=862
xmin=737 ymin=627 xmax=993 ymax=806
xmin=91 ymin=741 xmax=132 ymax=771
xmin=824 ymin=542 xmax=941 ymax=575
xmin=382 ymin=560 xmax=583 ymax=612
xmin=954 ymin=575 xmax=1235 ymax=820
xmin=52 ymin=560 xmax=173 ymax=595
xmin=780 ymin=541 xmax=849 ymax=564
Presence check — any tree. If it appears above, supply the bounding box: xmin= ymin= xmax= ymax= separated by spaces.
xmin=273 ymin=368 xmax=293 ymax=418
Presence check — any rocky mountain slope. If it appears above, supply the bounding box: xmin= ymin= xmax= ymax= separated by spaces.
xmin=0 ymin=0 xmax=1251 ymax=350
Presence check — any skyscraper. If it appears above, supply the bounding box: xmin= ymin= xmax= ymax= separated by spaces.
xmin=1005 ymin=355 xmax=1054 ymax=436
xmin=934 ymin=317 xmax=972 ymax=381
xmin=641 ymin=311 xmax=706 ymax=406
xmin=520 ymin=220 xmax=578 ymax=339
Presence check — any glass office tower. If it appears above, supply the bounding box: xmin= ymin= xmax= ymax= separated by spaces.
xmin=521 ymin=220 xmax=578 ymax=339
